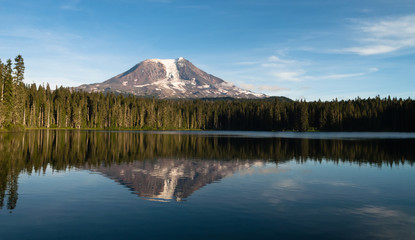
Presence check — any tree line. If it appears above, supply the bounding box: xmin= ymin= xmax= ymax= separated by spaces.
xmin=1 ymin=55 xmax=414 ymax=131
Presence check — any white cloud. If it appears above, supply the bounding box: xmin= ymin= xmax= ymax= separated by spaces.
xmin=26 ymin=76 xmax=83 ymax=89
xmin=271 ymin=69 xmax=376 ymax=82
xmin=261 ymin=63 xmax=285 ymax=68
xmin=271 ymin=70 xmax=305 ymax=82
xmin=61 ymin=0 xmax=82 ymax=11
xmin=313 ymin=67 xmax=379 ymax=80
xmin=341 ymin=15 xmax=415 ymax=55
xmin=259 ymin=55 xmax=306 ymax=82
xmin=0 ymin=28 xmax=81 ymax=44
xmin=239 ymin=83 xmax=288 ymax=92
xmin=0 ymin=27 xmax=128 ymax=87
xmin=234 ymin=55 xmax=296 ymax=68
xmin=267 ymin=55 xmax=296 ymax=64
xmin=261 ymin=63 xmax=284 ymax=68
xmin=177 ymin=5 xmax=210 ymax=9
xmin=260 ymin=54 xmax=376 ymax=82
xmin=344 ymin=45 xmax=399 ymax=55
xmin=233 ymin=61 xmax=259 ymax=65
xmin=257 ymin=85 xmax=289 ymax=91
xmin=262 ymin=55 xmax=297 ymax=68
xmin=319 ymin=72 xmax=366 ymax=80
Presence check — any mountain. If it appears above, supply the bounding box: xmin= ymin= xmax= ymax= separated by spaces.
xmin=77 ymin=57 xmax=266 ymax=98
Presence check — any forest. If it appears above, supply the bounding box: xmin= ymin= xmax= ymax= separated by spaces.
xmin=1 ymin=55 xmax=414 ymax=132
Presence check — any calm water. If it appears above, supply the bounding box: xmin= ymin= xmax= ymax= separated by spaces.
xmin=1 ymin=130 xmax=415 ymax=239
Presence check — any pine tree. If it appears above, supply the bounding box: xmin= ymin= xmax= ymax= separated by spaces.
xmin=0 ymin=59 xmax=4 ymax=127
xmin=3 ymin=59 xmax=14 ymax=125
xmin=13 ymin=55 xmax=25 ymax=125
xmin=0 ymin=59 xmax=4 ymax=102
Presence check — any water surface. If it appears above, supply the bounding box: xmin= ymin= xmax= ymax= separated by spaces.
xmin=1 ymin=130 xmax=414 ymax=239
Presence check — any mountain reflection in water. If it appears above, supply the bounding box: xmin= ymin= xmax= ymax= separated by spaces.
xmin=88 ymin=159 xmax=257 ymax=202
xmin=1 ymin=130 xmax=415 ymax=209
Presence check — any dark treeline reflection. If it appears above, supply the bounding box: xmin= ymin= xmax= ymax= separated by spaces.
xmin=1 ymin=130 xmax=415 ymax=209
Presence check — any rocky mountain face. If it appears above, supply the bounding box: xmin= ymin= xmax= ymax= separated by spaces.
xmin=77 ymin=57 xmax=266 ymax=98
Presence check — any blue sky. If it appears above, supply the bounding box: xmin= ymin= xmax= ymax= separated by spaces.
xmin=0 ymin=0 xmax=414 ymax=100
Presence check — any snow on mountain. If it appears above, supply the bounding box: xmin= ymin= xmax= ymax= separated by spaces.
xmin=77 ymin=57 xmax=266 ymax=99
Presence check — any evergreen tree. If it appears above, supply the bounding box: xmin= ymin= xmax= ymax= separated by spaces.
xmin=0 ymin=60 xmax=4 ymax=127
xmin=13 ymin=55 xmax=25 ymax=125
xmin=3 ymin=59 xmax=14 ymax=125
xmin=0 ymin=59 xmax=4 ymax=102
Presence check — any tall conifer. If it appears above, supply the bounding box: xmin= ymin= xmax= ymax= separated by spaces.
xmin=3 ymin=59 xmax=14 ymax=124
xmin=0 ymin=60 xmax=4 ymax=126
xmin=13 ymin=55 xmax=25 ymax=125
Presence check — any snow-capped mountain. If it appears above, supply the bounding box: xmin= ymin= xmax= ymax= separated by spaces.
xmin=77 ymin=57 xmax=266 ymax=98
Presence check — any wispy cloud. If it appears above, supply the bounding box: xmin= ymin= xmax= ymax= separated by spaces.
xmin=260 ymin=55 xmax=307 ymax=82
xmin=271 ymin=70 xmax=305 ymax=82
xmin=344 ymin=45 xmax=398 ymax=55
xmin=0 ymin=27 xmax=126 ymax=87
xmin=267 ymin=55 xmax=296 ymax=64
xmin=118 ymin=0 xmax=173 ymax=4
xmin=61 ymin=0 xmax=82 ymax=11
xmin=146 ymin=0 xmax=173 ymax=3
xmin=317 ymin=67 xmax=378 ymax=80
xmin=257 ymin=85 xmax=289 ymax=91
xmin=341 ymin=15 xmax=415 ymax=55
xmin=233 ymin=61 xmax=260 ymax=66
xmin=0 ymin=28 xmax=81 ymax=44
xmin=177 ymin=5 xmax=210 ymax=10
xmin=269 ymin=69 xmax=376 ymax=82
xmin=239 ymin=83 xmax=288 ymax=92
xmin=318 ymin=72 xmax=366 ymax=80
xmin=261 ymin=55 xmax=298 ymax=68
xmin=261 ymin=54 xmax=378 ymax=82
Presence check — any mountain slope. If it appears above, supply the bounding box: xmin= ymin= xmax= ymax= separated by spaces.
xmin=77 ymin=57 xmax=266 ymax=98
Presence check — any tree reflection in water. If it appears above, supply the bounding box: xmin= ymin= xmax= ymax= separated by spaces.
xmin=1 ymin=130 xmax=414 ymax=209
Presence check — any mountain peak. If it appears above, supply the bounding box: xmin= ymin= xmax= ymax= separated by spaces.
xmin=77 ymin=58 xmax=266 ymax=99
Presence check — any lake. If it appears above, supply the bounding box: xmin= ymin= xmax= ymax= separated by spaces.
xmin=1 ymin=130 xmax=415 ymax=239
